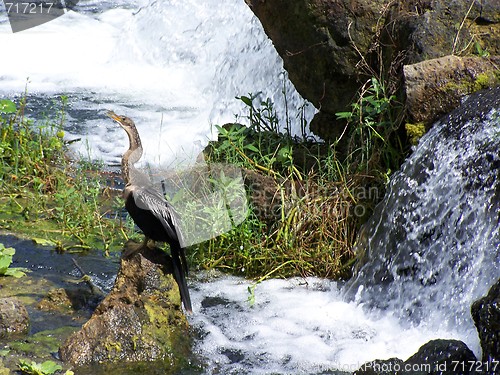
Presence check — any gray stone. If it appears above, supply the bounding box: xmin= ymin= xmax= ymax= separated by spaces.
xmin=245 ymin=0 xmax=500 ymax=140
xmin=59 ymin=243 xmax=190 ymax=366
xmin=0 ymin=297 xmax=29 ymax=337
xmin=472 ymin=278 xmax=500 ymax=367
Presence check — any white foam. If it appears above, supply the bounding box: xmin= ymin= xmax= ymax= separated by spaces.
xmin=0 ymin=0 xmax=316 ymax=168
xmin=190 ymin=275 xmax=468 ymax=374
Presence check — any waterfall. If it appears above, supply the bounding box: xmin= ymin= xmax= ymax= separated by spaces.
xmin=0 ymin=0 xmax=315 ymax=167
xmin=345 ymin=87 xmax=500 ymax=351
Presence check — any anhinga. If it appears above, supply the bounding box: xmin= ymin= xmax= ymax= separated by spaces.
xmin=107 ymin=110 xmax=192 ymax=313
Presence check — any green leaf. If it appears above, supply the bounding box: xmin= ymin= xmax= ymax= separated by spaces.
xmin=31 ymin=238 xmax=57 ymax=247
xmin=5 ymin=268 xmax=26 ymax=278
xmin=18 ymin=360 xmax=62 ymax=375
xmin=335 ymin=111 xmax=353 ymax=120
xmin=244 ymin=144 xmax=259 ymax=153
xmin=40 ymin=360 xmax=62 ymax=374
xmin=277 ymin=146 xmax=292 ymax=162
xmin=238 ymin=95 xmax=253 ymax=107
xmin=0 ymin=244 xmax=15 ymax=275
xmin=0 ymin=99 xmax=16 ymax=114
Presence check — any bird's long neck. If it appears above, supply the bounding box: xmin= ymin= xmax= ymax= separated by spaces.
xmin=122 ymin=125 xmax=143 ymax=186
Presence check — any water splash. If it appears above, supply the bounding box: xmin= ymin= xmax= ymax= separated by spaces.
xmin=345 ymin=87 xmax=500 ymax=351
xmin=0 ymin=0 xmax=315 ymax=168
xmin=188 ymin=88 xmax=500 ymax=375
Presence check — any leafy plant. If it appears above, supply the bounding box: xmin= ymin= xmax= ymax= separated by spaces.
xmin=336 ymin=77 xmax=403 ymax=175
xmin=17 ymin=360 xmax=62 ymax=375
xmin=0 ymin=243 xmax=25 ymax=278
xmin=0 ymin=99 xmax=16 ymax=114
xmin=193 ymin=94 xmax=360 ymax=280
xmin=474 ymin=41 xmax=490 ymax=58
xmin=0 ymin=93 xmax=124 ymax=254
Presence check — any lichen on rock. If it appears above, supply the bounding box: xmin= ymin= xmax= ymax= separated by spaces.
xmin=59 ymin=243 xmax=191 ymax=367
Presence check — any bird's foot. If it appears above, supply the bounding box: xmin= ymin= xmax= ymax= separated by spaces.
xmin=122 ymin=238 xmax=151 ymax=259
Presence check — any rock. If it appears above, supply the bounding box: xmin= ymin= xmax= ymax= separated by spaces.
xmin=384 ymin=1 xmax=500 ymax=65
xmin=404 ymin=55 xmax=500 ymax=125
xmin=404 ymin=339 xmax=476 ymax=374
xmin=354 ymin=340 xmax=476 ymax=374
xmin=471 ymin=278 xmax=500 ymax=367
xmin=0 ymin=297 xmax=29 ymax=337
xmin=245 ymin=0 xmax=500 ymax=140
xmin=59 ymin=243 xmax=190 ymax=367
xmin=0 ymin=360 xmax=9 ymax=375
xmin=37 ymin=287 xmax=100 ymax=314
xmin=245 ymin=0 xmax=382 ymax=119
xmin=354 ymin=358 xmax=403 ymax=374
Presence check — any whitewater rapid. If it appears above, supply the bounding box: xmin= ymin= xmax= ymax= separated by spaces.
xmin=1 ymin=2 xmax=493 ymax=374
xmin=0 ymin=0 xmax=315 ymax=168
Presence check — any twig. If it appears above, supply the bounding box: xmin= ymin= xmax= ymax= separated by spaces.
xmin=71 ymin=257 xmax=104 ymax=296
xmin=452 ymin=0 xmax=475 ymax=55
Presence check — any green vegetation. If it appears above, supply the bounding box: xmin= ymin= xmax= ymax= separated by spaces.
xmin=190 ymin=78 xmax=405 ymax=280
xmin=17 ymin=359 xmax=72 ymax=375
xmin=0 ymin=243 xmax=26 ymax=278
xmin=336 ymin=77 xmax=404 ymax=177
xmin=0 ymin=79 xmax=406 ymax=281
xmin=0 ymin=96 xmax=124 ymax=254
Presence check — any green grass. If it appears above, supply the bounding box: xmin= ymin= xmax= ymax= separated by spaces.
xmin=0 ymin=95 xmax=126 ymax=254
xmin=0 ymin=80 xmax=407 ymax=280
xmin=189 ymin=82 xmax=406 ymax=280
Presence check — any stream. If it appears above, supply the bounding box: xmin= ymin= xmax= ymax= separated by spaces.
xmin=1 ymin=0 xmax=499 ymax=374
xmin=0 ymin=0 xmax=315 ymax=168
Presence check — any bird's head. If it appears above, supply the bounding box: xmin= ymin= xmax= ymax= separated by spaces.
xmin=106 ymin=110 xmax=136 ymax=130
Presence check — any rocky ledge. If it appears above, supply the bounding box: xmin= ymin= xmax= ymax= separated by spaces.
xmin=59 ymin=241 xmax=190 ymax=367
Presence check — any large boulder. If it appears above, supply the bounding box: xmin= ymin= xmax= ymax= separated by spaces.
xmin=59 ymin=242 xmax=190 ymax=367
xmin=245 ymin=0 xmax=500 ymax=139
xmin=471 ymin=278 xmax=500 ymax=367
xmin=403 ymin=339 xmax=476 ymax=374
xmin=245 ymin=0 xmax=381 ymax=121
xmin=404 ymin=55 xmax=500 ymax=125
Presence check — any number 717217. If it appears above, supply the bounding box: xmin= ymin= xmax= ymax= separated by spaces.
xmin=5 ymin=2 xmax=54 ymax=14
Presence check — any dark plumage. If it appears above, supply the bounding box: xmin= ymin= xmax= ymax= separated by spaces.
xmin=107 ymin=110 xmax=192 ymax=313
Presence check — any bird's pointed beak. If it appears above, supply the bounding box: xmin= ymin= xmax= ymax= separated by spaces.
xmin=106 ymin=110 xmax=120 ymax=122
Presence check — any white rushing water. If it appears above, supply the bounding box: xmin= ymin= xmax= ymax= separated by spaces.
xmin=186 ymin=90 xmax=500 ymax=374
xmin=0 ymin=0 xmax=315 ymax=168
xmin=2 ymin=2 xmax=497 ymax=374
xmin=189 ymin=274 xmax=469 ymax=374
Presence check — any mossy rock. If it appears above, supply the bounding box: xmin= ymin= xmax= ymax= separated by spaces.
xmin=59 ymin=245 xmax=190 ymax=367
xmin=404 ymin=55 xmax=500 ymax=125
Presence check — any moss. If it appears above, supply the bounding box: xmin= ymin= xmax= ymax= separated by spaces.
xmin=443 ymin=69 xmax=500 ymax=97
xmin=139 ymin=275 xmax=190 ymax=363
xmin=142 ymin=283 xmax=186 ymax=347
xmin=9 ymin=327 xmax=77 ymax=358
xmin=0 ymin=360 xmax=10 ymax=375
xmin=473 ymin=72 xmax=498 ymax=92
xmin=104 ymin=341 xmax=122 ymax=360
xmin=405 ymin=123 xmax=427 ymax=145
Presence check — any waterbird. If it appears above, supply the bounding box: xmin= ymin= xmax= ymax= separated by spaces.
xmin=106 ymin=110 xmax=192 ymax=313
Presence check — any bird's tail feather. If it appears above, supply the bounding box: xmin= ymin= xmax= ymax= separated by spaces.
xmin=171 ymin=244 xmax=192 ymax=313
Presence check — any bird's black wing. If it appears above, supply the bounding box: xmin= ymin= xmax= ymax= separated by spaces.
xmin=131 ymin=185 xmax=180 ymax=241
xmin=132 ymin=185 xmax=192 ymax=312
